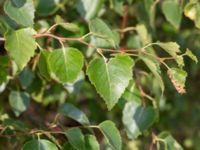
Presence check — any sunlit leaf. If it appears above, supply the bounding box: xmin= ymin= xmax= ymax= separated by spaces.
xmin=4 ymin=28 xmax=37 ymax=70
xmin=155 ymin=42 xmax=184 ymax=67
xmin=184 ymin=1 xmax=200 ymax=28
xmin=136 ymin=24 xmax=152 ymax=45
xmin=185 ymin=48 xmax=198 ymax=63
xmin=87 ymin=54 xmax=134 ymax=110
xmin=48 ymin=47 xmax=84 ymax=83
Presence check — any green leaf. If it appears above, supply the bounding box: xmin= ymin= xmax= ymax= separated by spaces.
xmin=185 ymin=48 xmax=198 ymax=63
xmin=9 ymin=91 xmax=30 ymax=117
xmin=161 ymin=0 xmax=182 ymax=29
xmin=4 ymin=28 xmax=37 ymax=70
xmin=122 ymin=102 xmax=157 ymax=139
xmin=156 ymin=42 xmax=181 ymax=57
xmin=0 ymin=56 xmax=9 ymax=84
xmin=109 ymin=0 xmax=124 ymax=16
xmin=62 ymin=142 xmax=76 ymax=150
xmin=136 ymin=24 xmax=152 ymax=45
xmin=56 ymin=23 xmax=80 ymax=32
xmin=157 ymin=132 xmax=183 ymax=150
xmin=167 ymin=68 xmax=187 ymax=94
xmin=54 ymin=14 xmax=80 ymax=33
xmin=59 ymin=103 xmax=90 ymax=125
xmin=3 ymin=118 xmax=28 ymax=131
xmin=89 ymin=18 xmax=119 ymax=48
xmin=121 ymin=79 xmax=141 ymax=104
xmin=0 ymin=16 xmax=12 ymax=34
xmin=87 ymin=54 xmax=134 ymax=110
xmin=65 ymin=128 xmax=99 ymax=150
xmin=65 ymin=128 xmax=86 ymax=150
xmin=36 ymin=0 xmax=60 ymax=17
xmin=85 ymin=135 xmax=100 ymax=150
xmin=48 ymin=47 xmax=84 ymax=83
xmin=155 ymin=42 xmax=184 ymax=67
xmin=141 ymin=54 xmax=164 ymax=92
xmin=76 ymin=0 xmax=105 ymax=21
xmin=184 ymin=1 xmax=200 ymax=28
xmin=38 ymin=51 xmax=51 ymax=80
xmin=19 ymin=67 xmax=35 ymax=89
xmin=4 ymin=0 xmax=35 ymax=27
xmin=144 ymin=0 xmax=157 ymax=28
xmin=99 ymin=120 xmax=121 ymax=150
xmin=23 ymin=139 xmax=58 ymax=150
xmin=89 ymin=33 xmax=120 ymax=50
xmin=11 ymin=0 xmax=26 ymax=7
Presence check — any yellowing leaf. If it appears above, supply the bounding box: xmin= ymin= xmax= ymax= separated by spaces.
xmin=167 ymin=68 xmax=187 ymax=94
xmin=185 ymin=48 xmax=198 ymax=63
xmin=184 ymin=1 xmax=200 ymax=28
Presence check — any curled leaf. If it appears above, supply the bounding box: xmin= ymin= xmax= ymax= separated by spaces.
xmin=167 ymin=68 xmax=187 ymax=94
xmin=185 ymin=48 xmax=198 ymax=63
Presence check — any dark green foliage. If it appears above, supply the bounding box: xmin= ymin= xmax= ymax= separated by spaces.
xmin=0 ymin=0 xmax=199 ymax=149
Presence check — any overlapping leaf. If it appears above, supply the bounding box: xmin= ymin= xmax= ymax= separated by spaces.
xmin=122 ymin=102 xmax=157 ymax=139
xmin=23 ymin=139 xmax=58 ymax=150
xmin=4 ymin=0 xmax=35 ymax=27
xmin=155 ymin=42 xmax=184 ymax=67
xmin=65 ymin=128 xmax=100 ymax=150
xmin=89 ymin=18 xmax=119 ymax=48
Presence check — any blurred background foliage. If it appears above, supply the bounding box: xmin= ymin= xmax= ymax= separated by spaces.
xmin=0 ymin=0 xmax=200 ymax=149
